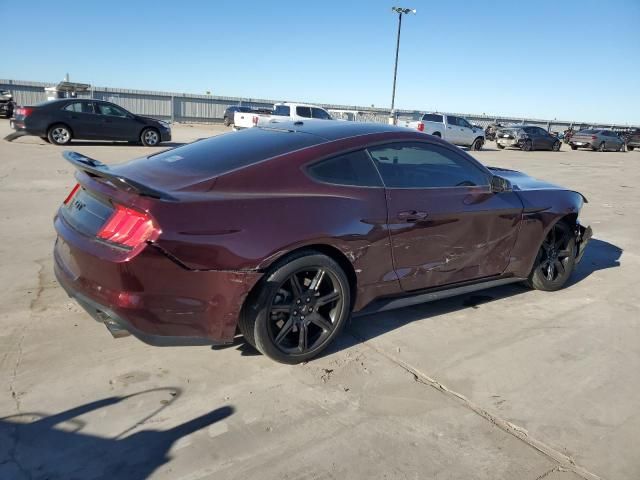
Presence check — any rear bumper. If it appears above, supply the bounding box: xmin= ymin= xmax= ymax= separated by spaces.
xmin=53 ymin=224 xmax=263 ymax=346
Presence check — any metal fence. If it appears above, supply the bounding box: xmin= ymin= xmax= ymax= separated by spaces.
xmin=1 ymin=78 xmax=636 ymax=132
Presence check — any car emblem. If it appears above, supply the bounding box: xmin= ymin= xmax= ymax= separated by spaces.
xmin=72 ymin=200 xmax=86 ymax=211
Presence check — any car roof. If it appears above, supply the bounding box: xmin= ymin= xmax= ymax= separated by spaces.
xmin=259 ymin=120 xmax=414 ymax=141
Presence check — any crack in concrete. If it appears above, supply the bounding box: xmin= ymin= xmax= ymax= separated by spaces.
xmin=348 ymin=331 xmax=603 ymax=480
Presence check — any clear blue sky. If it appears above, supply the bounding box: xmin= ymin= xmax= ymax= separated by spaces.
xmin=2 ymin=0 xmax=639 ymax=124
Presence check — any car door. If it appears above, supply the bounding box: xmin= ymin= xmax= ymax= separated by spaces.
xmin=368 ymin=141 xmax=523 ymax=292
xmin=95 ymin=102 xmax=137 ymax=140
xmin=311 ymin=107 xmax=332 ymax=120
xmin=445 ymin=115 xmax=461 ymax=143
xmin=537 ymin=127 xmax=555 ymax=149
xmin=59 ymin=101 xmax=101 ymax=139
xmin=457 ymin=117 xmax=476 ymax=146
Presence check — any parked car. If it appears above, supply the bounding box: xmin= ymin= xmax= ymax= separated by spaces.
xmin=569 ymin=129 xmax=625 ymax=152
xmin=496 ymin=125 xmax=562 ymax=151
xmin=484 ymin=123 xmax=504 ymax=141
xmin=625 ymin=129 xmax=640 ymax=151
xmin=403 ymin=113 xmax=485 ymax=150
xmin=222 ymin=105 xmax=271 ymax=127
xmin=10 ymin=99 xmax=171 ymax=146
xmin=54 ymin=121 xmax=591 ymax=363
xmin=233 ymin=102 xmax=333 ymax=129
xmin=0 ymin=90 xmax=14 ymax=118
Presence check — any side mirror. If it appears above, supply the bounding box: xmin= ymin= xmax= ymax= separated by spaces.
xmin=491 ymin=175 xmax=512 ymax=193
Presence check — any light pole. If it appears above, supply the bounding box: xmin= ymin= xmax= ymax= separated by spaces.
xmin=389 ymin=6 xmax=416 ymax=125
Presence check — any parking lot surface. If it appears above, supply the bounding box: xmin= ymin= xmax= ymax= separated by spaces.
xmin=0 ymin=120 xmax=637 ymax=480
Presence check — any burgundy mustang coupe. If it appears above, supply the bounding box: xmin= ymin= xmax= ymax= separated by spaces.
xmin=54 ymin=121 xmax=592 ymax=363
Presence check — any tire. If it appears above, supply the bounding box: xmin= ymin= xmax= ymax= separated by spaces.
xmin=521 ymin=139 xmax=532 ymax=151
xmin=628 ymin=146 xmax=635 ymax=151
xmin=470 ymin=137 xmax=484 ymax=151
xmin=598 ymin=142 xmax=606 ymax=152
xmin=618 ymin=143 xmax=625 ymax=152
xmin=140 ymin=127 xmax=160 ymax=146
xmin=496 ymin=143 xmax=505 ymax=149
xmin=570 ymin=145 xmax=578 ymax=150
xmin=223 ymin=116 xmax=231 ymax=127
xmin=552 ymin=141 xmax=561 ymax=151
xmin=527 ymin=221 xmax=576 ymax=292
xmin=432 ymin=132 xmax=441 ymax=138
xmin=239 ymin=251 xmax=351 ymax=364
xmin=47 ymin=124 xmax=72 ymax=145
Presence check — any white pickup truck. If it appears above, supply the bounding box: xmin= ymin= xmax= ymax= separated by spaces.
xmin=233 ymin=102 xmax=333 ymax=129
xmin=403 ymin=112 xmax=485 ymax=150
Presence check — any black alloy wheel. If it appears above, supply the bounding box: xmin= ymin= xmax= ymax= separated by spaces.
xmin=239 ymin=252 xmax=351 ymax=363
xmin=552 ymin=141 xmax=561 ymax=151
xmin=527 ymin=222 xmax=576 ymax=291
xmin=521 ymin=139 xmax=533 ymax=151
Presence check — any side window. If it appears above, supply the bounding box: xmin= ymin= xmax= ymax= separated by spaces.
xmin=63 ymin=102 xmax=93 ymax=114
xmin=524 ymin=127 xmax=537 ymax=135
xmin=311 ymin=108 xmax=331 ymax=120
xmin=307 ymin=150 xmax=382 ymax=187
xmin=296 ymin=106 xmax=312 ymax=118
xmin=367 ymin=142 xmax=489 ymax=189
xmin=97 ymin=103 xmax=127 ymax=117
xmin=273 ymin=105 xmax=290 ymax=117
xmin=537 ymin=127 xmax=549 ymax=136
xmin=446 ymin=115 xmax=459 ymax=127
xmin=422 ymin=113 xmax=443 ymax=123
xmin=458 ymin=117 xmax=472 ymax=129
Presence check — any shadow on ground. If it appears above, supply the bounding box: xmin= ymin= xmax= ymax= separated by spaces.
xmin=0 ymin=388 xmax=234 ymax=480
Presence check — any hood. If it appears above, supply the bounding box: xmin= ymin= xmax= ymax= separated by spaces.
xmin=135 ymin=115 xmax=166 ymax=125
xmin=488 ymin=167 xmax=588 ymax=202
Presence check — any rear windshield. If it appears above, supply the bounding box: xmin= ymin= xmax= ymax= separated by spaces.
xmin=145 ymin=128 xmax=325 ymax=177
xmin=421 ymin=113 xmax=443 ymax=122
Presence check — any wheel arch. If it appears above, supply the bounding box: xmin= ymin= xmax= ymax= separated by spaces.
xmin=255 ymin=243 xmax=358 ymax=306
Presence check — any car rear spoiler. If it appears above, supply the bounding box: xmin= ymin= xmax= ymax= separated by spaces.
xmin=63 ymin=151 xmax=177 ymax=201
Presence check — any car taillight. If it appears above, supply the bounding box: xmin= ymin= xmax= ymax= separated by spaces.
xmin=252 ymin=116 xmax=258 ymax=126
xmin=591 ymin=135 xmax=597 ymax=140
xmin=417 ymin=122 xmax=425 ymax=132
xmin=97 ymin=205 xmax=159 ymax=248
xmin=17 ymin=107 xmax=34 ymax=117
xmin=63 ymin=183 xmax=81 ymax=205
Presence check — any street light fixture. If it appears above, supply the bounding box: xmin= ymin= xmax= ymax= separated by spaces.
xmin=389 ymin=6 xmax=416 ymax=125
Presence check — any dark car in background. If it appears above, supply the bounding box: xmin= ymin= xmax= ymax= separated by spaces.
xmin=0 ymin=90 xmax=14 ymax=118
xmin=54 ymin=121 xmax=591 ymax=364
xmin=11 ymin=99 xmax=171 ymax=146
xmin=223 ymin=105 xmax=272 ymax=127
xmin=623 ymin=128 xmax=640 ymax=151
xmin=569 ymin=129 xmax=625 ymax=152
xmin=496 ymin=125 xmax=561 ymax=151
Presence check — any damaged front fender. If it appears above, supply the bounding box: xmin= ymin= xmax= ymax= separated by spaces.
xmin=575 ymin=223 xmax=592 ymax=264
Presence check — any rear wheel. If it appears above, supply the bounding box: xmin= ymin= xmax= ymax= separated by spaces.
xmin=140 ymin=127 xmax=160 ymax=146
xmin=527 ymin=221 xmax=576 ymax=291
xmin=552 ymin=140 xmax=561 ymax=151
xmin=628 ymin=146 xmax=635 ymax=151
xmin=496 ymin=142 xmax=505 ymax=149
xmin=599 ymin=142 xmax=606 ymax=152
xmin=223 ymin=116 xmax=231 ymax=127
xmin=570 ymin=145 xmax=578 ymax=150
xmin=521 ymin=139 xmax=533 ymax=151
xmin=239 ymin=251 xmax=351 ymax=364
xmin=470 ymin=137 xmax=484 ymax=151
xmin=47 ymin=124 xmax=72 ymax=145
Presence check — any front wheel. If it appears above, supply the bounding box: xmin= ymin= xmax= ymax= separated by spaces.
xmin=521 ymin=139 xmax=533 ymax=151
xmin=470 ymin=137 xmax=484 ymax=151
xmin=239 ymin=251 xmax=351 ymax=364
xmin=618 ymin=143 xmax=625 ymax=152
xmin=140 ymin=128 xmax=160 ymax=146
xmin=570 ymin=145 xmax=578 ymax=150
xmin=628 ymin=146 xmax=635 ymax=151
xmin=223 ymin=116 xmax=231 ymax=127
xmin=599 ymin=142 xmax=606 ymax=152
xmin=527 ymin=221 xmax=576 ymax=291
xmin=496 ymin=142 xmax=505 ymax=149
xmin=552 ymin=141 xmax=561 ymax=151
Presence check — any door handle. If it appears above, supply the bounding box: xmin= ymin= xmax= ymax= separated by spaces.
xmin=397 ymin=210 xmax=428 ymax=222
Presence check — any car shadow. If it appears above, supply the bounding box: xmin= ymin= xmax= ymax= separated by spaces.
xmin=231 ymin=238 xmax=622 ymax=361
xmin=0 ymin=388 xmax=234 ymax=479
